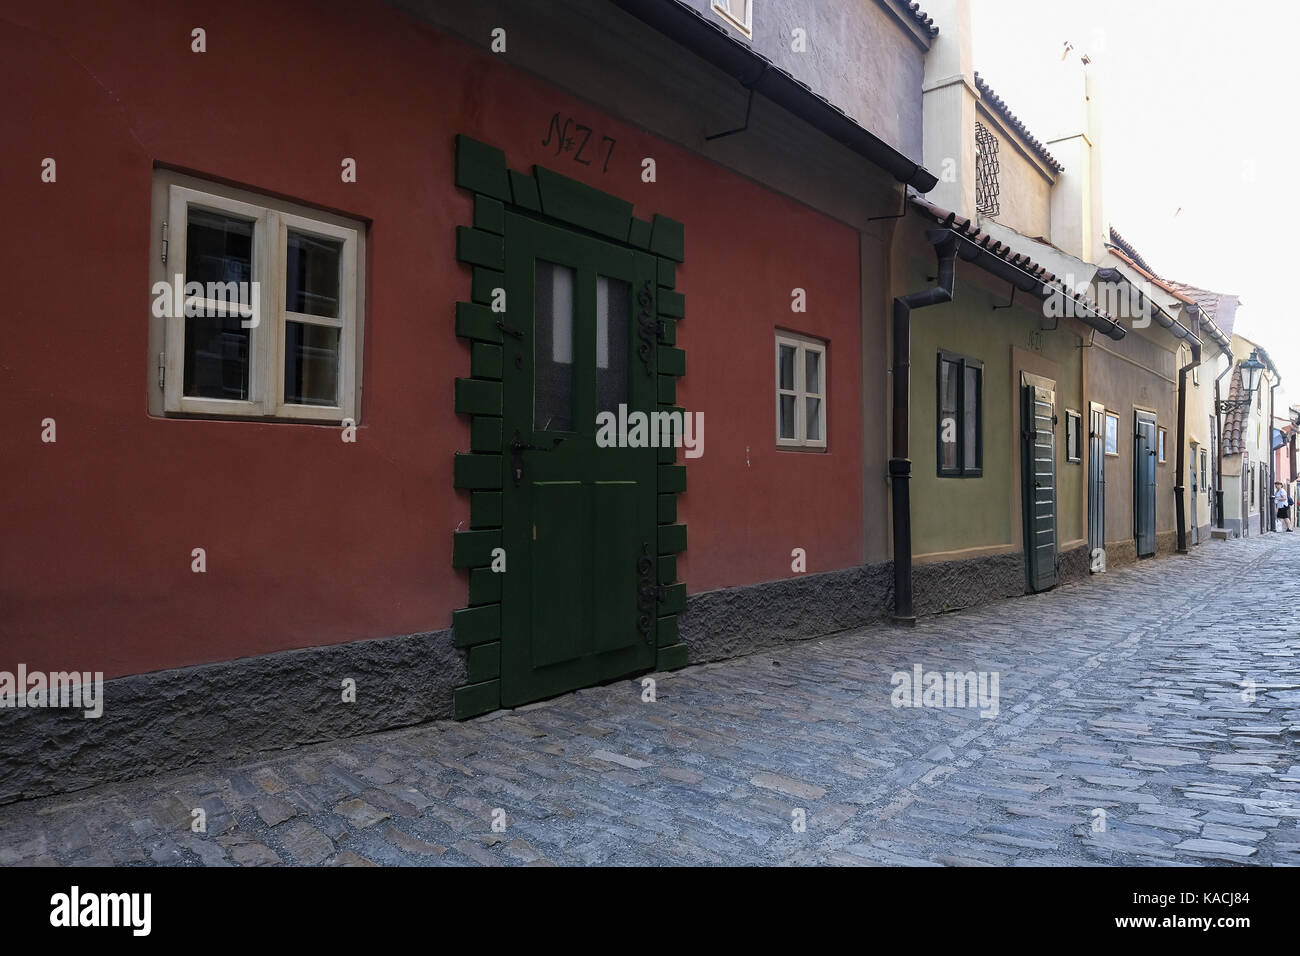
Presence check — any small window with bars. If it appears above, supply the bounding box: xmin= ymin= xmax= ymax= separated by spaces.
xmin=975 ymin=121 xmax=1000 ymax=218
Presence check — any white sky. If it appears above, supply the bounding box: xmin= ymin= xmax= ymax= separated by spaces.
xmin=971 ymin=0 xmax=1299 ymax=417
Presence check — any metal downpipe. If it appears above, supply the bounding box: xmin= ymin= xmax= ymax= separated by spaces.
xmin=890 ymin=232 xmax=958 ymax=624
xmin=1174 ymin=308 xmax=1201 ymax=554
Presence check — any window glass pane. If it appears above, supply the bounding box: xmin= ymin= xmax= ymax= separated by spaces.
xmin=284 ymin=321 xmax=340 ymax=406
xmin=963 ymin=365 xmax=980 ymax=470
xmin=596 ymin=276 xmax=629 ymax=417
xmin=805 ymin=349 xmax=821 ymax=395
xmin=805 ymin=397 xmax=822 ymax=441
xmin=286 ymin=231 xmax=342 ymax=318
xmin=186 ymin=208 xmax=253 ymax=286
xmin=939 ymin=359 xmax=959 ymax=471
xmin=779 ymin=394 xmax=796 ymax=440
xmin=183 ymin=315 xmax=250 ymax=400
xmin=778 ymin=344 xmax=796 ymax=391
xmin=535 ymin=260 xmax=575 ymax=431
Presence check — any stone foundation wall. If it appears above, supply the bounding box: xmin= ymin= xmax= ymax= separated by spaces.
xmin=0 ymin=628 xmax=463 ymax=805
xmin=679 ymin=564 xmax=894 ymax=664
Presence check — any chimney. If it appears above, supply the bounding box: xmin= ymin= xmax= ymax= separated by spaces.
xmin=1039 ymin=51 xmax=1106 ymax=262
xmin=921 ymin=0 xmax=976 ymax=218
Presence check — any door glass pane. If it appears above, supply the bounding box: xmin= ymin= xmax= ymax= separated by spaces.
xmin=779 ymin=394 xmax=796 ymax=439
xmin=596 ymin=275 xmax=629 ymax=417
xmin=284 ymin=321 xmax=340 ymax=406
xmin=963 ymin=365 xmax=980 ymax=470
xmin=805 ymin=397 xmax=821 ymax=441
xmin=777 ymin=344 xmax=796 ymax=391
xmin=184 ymin=208 xmax=253 ymax=400
xmin=535 ymin=260 xmax=575 ymax=431
xmin=939 ymin=359 xmax=958 ymax=470
xmin=805 ymin=349 xmax=821 ymax=395
xmin=286 ymin=231 xmax=342 ymax=318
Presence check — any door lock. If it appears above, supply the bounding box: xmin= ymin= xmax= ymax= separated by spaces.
xmin=509 ymin=430 xmax=563 ymax=485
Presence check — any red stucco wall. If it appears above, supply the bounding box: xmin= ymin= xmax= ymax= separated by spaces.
xmin=0 ymin=0 xmax=862 ymax=679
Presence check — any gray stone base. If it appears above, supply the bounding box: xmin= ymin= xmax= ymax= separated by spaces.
xmin=1156 ymin=530 xmax=1178 ymax=555
xmin=1057 ymin=543 xmax=1091 ymax=584
xmin=0 ymin=629 xmax=463 ymax=806
xmin=1105 ymin=538 xmax=1138 ymax=568
xmin=913 ymin=550 xmax=1025 ymax=615
xmin=679 ymin=564 xmax=893 ymax=664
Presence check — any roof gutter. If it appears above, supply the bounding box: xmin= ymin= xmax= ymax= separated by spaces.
xmin=607 ymin=0 xmax=939 ymax=191
xmin=948 ymin=231 xmax=1126 ymax=340
xmin=1094 ymin=266 xmax=1200 ymax=346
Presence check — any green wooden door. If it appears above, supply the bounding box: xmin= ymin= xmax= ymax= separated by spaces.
xmin=1020 ymin=373 xmax=1058 ymax=592
xmin=1134 ymin=411 xmax=1157 ymax=556
xmin=499 ymin=212 xmax=659 ymax=706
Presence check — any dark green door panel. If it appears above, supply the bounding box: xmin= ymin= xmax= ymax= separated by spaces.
xmin=500 ymin=212 xmax=658 ymax=707
xmin=530 ymin=481 xmax=587 ymax=668
xmin=592 ymin=480 xmax=641 ymax=655
xmin=1134 ymin=411 xmax=1157 ymax=557
xmin=1021 ymin=374 xmax=1058 ymax=593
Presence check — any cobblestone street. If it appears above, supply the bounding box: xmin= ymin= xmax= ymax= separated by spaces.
xmin=2 ymin=533 xmax=1298 ymax=867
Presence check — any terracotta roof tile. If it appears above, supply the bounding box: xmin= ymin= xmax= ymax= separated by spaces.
xmin=904 ymin=2 xmax=939 ymax=37
xmin=1162 ymin=278 xmax=1240 ymax=345
xmin=973 ymin=73 xmax=1064 ymax=173
xmin=1104 ymin=245 xmax=1195 ymax=305
xmin=1107 ymin=227 xmax=1157 ymax=276
xmin=1224 ymin=365 xmax=1247 ymax=455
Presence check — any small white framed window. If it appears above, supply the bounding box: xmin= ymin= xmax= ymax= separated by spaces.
xmin=1158 ymin=426 xmax=1168 ymax=463
xmin=711 ymin=0 xmax=753 ymax=37
xmin=1065 ymin=409 xmax=1082 ymax=463
xmin=149 ymin=170 xmax=365 ymax=423
xmin=775 ymin=330 xmax=826 ymax=449
xmin=1104 ymin=411 xmax=1120 ymax=456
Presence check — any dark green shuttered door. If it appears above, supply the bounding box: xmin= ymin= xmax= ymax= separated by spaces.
xmin=1134 ymin=411 xmax=1157 ymax=557
xmin=1087 ymin=402 xmax=1106 ymax=565
xmin=500 ymin=213 xmax=659 ymax=706
xmin=1021 ymin=373 xmax=1058 ymax=592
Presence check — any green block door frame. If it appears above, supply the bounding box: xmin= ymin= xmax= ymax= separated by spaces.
xmin=450 ymin=135 xmax=689 ymax=719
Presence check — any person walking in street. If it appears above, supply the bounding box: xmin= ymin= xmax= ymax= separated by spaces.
xmin=1275 ymin=481 xmax=1293 ymax=532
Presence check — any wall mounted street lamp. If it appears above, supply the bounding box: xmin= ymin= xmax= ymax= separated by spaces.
xmin=1216 ymin=350 xmax=1267 ymax=414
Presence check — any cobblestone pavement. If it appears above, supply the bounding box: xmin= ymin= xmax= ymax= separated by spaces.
xmin=3 ymin=533 xmax=1299 ymax=867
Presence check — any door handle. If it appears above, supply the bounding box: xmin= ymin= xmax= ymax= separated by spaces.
xmin=510 ymin=430 xmax=564 ymax=485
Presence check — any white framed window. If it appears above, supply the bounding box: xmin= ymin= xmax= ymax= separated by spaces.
xmin=1065 ymin=409 xmax=1082 ymax=463
xmin=1157 ymin=425 xmax=1168 ymax=463
xmin=149 ymin=170 xmax=365 ymax=423
xmin=711 ymin=0 xmax=753 ymax=37
xmin=775 ymin=330 xmax=826 ymax=449
xmin=1104 ymin=411 xmax=1120 ymax=456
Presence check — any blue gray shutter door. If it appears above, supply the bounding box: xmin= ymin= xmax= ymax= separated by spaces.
xmin=1088 ymin=405 xmax=1105 ymax=558
xmin=1135 ymin=413 xmax=1157 ymax=556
